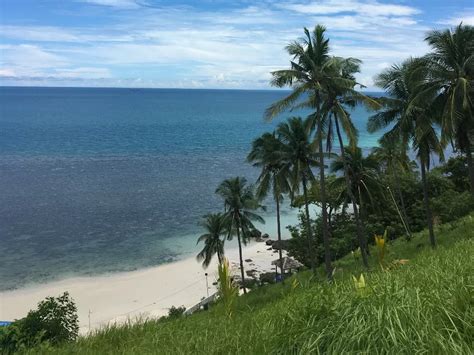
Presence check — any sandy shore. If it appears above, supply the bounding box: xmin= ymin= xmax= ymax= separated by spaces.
xmin=0 ymin=240 xmax=285 ymax=334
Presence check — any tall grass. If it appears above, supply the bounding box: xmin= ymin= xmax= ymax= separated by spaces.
xmin=27 ymin=215 xmax=474 ymax=354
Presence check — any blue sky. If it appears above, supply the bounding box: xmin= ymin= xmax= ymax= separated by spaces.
xmin=0 ymin=0 xmax=472 ymax=89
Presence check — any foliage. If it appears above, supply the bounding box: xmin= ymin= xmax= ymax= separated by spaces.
xmin=0 ymin=292 xmax=78 ymax=353
xmin=196 ymin=213 xmax=226 ymax=268
xmin=217 ymin=258 xmax=238 ymax=318
xmin=215 ymin=177 xmax=265 ymax=292
xmin=27 ymin=214 xmax=474 ymax=354
xmin=434 ymin=155 xmax=471 ymax=192
xmin=167 ymin=306 xmax=186 ymax=319
xmin=287 ymin=211 xmax=358 ymax=268
xmin=374 ymin=230 xmax=387 ymax=267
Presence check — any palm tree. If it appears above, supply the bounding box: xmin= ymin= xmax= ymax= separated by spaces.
xmin=371 ymin=135 xmax=413 ymax=239
xmin=276 ymin=117 xmax=319 ymax=272
xmin=265 ymin=25 xmax=338 ymax=280
xmin=216 ymin=177 xmax=264 ymax=293
xmin=420 ymin=24 xmax=474 ymax=194
xmin=196 ymin=213 xmax=226 ymax=268
xmin=247 ymin=132 xmax=289 ymax=278
xmin=323 ymin=56 xmax=381 ymax=267
xmin=330 ymin=146 xmax=382 ymax=223
xmin=369 ymin=58 xmax=444 ymax=247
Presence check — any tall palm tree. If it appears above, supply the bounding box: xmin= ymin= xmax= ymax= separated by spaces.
xmin=216 ymin=177 xmax=264 ymax=293
xmin=264 ymin=25 xmax=340 ymax=280
xmin=369 ymin=58 xmax=444 ymax=247
xmin=247 ymin=132 xmax=290 ymax=278
xmin=371 ymin=135 xmax=413 ymax=239
xmin=323 ymin=56 xmax=381 ymax=267
xmin=276 ymin=117 xmax=319 ymax=272
xmin=196 ymin=213 xmax=226 ymax=268
xmin=420 ymin=24 xmax=474 ymax=194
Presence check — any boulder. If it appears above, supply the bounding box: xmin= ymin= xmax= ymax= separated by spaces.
xmin=265 ymin=239 xmax=274 ymax=246
xmin=262 ymin=233 xmax=269 ymax=239
xmin=271 ymin=240 xmax=290 ymax=251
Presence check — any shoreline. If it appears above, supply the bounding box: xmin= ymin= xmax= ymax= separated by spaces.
xmin=0 ymin=240 xmax=286 ymax=334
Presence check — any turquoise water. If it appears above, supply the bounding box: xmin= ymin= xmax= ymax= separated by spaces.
xmin=0 ymin=87 xmax=382 ymax=290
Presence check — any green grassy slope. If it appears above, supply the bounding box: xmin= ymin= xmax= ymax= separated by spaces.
xmin=31 ymin=215 xmax=474 ymax=354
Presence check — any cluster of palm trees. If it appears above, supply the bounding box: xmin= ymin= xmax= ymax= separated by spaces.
xmin=369 ymin=23 xmax=474 ymax=247
xmin=198 ymin=23 xmax=474 ymax=284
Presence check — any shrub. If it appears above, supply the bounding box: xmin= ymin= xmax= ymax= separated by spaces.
xmin=167 ymin=306 xmax=186 ymax=318
xmin=0 ymin=292 xmax=78 ymax=353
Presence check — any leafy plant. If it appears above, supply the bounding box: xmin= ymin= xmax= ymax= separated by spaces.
xmin=374 ymin=229 xmax=387 ymax=267
xmin=217 ymin=258 xmax=238 ymax=318
xmin=167 ymin=306 xmax=186 ymax=318
xmin=0 ymin=292 xmax=78 ymax=353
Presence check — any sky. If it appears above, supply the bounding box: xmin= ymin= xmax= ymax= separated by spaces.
xmin=0 ymin=0 xmax=473 ymax=90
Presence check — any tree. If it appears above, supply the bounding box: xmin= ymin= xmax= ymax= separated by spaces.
xmin=322 ymin=56 xmax=381 ymax=267
xmin=196 ymin=213 xmax=226 ymax=268
xmin=421 ymin=24 xmax=474 ymax=194
xmin=216 ymin=177 xmax=264 ymax=293
xmin=369 ymin=58 xmax=444 ymax=247
xmin=0 ymin=292 xmax=79 ymax=353
xmin=276 ymin=117 xmax=319 ymax=272
xmin=247 ymin=132 xmax=290 ymax=278
xmin=330 ymin=146 xmax=382 ymax=224
xmin=265 ymin=25 xmax=337 ymax=280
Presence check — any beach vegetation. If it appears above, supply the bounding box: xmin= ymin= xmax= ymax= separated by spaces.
xmin=0 ymin=292 xmax=78 ymax=354
xmin=265 ymin=25 xmax=337 ymax=279
xmin=217 ymin=258 xmax=239 ymax=318
xmin=167 ymin=306 xmax=186 ymax=319
xmin=247 ymin=132 xmax=290 ymax=278
xmin=215 ymin=177 xmax=265 ymax=293
xmin=196 ymin=213 xmax=226 ymax=268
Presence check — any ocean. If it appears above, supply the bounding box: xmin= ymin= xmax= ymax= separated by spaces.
xmin=0 ymin=87 xmax=382 ymax=290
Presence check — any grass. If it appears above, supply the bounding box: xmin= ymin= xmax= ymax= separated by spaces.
xmin=28 ymin=215 xmax=474 ymax=354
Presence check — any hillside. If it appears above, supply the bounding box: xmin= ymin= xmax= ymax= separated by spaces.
xmin=29 ymin=215 xmax=474 ymax=354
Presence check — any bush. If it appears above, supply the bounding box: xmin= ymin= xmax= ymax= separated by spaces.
xmin=432 ymin=190 xmax=474 ymax=224
xmin=0 ymin=292 xmax=78 ymax=353
xmin=167 ymin=306 xmax=186 ymax=318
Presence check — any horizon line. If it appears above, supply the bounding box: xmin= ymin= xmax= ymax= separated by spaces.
xmin=0 ymin=85 xmax=384 ymax=93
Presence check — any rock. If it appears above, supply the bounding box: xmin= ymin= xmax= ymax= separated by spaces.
xmin=245 ymin=259 xmax=253 ymax=262
xmin=272 ymin=240 xmax=290 ymax=251
xmin=267 ymin=247 xmax=272 ymax=251
xmin=246 ymin=269 xmax=258 ymax=277
xmin=262 ymin=233 xmax=269 ymax=239
xmin=265 ymin=239 xmax=274 ymax=246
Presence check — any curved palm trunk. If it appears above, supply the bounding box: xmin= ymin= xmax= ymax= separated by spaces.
xmin=465 ymin=140 xmax=474 ymax=196
xmin=391 ymin=166 xmax=412 ymax=239
xmin=420 ymin=158 xmax=436 ymax=248
xmin=275 ymin=193 xmax=284 ymax=280
xmin=235 ymin=220 xmax=247 ymax=294
xmin=302 ymin=175 xmax=315 ymax=272
xmin=334 ymin=116 xmax=369 ymax=268
xmin=317 ymin=126 xmax=333 ymax=280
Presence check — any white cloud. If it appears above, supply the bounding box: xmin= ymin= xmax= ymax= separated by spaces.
xmin=79 ymin=0 xmax=142 ymax=9
xmin=279 ymin=0 xmax=420 ymax=17
xmin=439 ymin=13 xmax=474 ymax=26
xmin=0 ymin=1 xmax=455 ymax=89
xmin=0 ymin=44 xmax=68 ymax=69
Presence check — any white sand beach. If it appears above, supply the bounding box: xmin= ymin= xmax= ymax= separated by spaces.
xmin=0 ymin=240 xmax=286 ymax=334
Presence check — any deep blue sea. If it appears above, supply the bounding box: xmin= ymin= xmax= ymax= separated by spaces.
xmin=0 ymin=87 xmax=382 ymax=290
